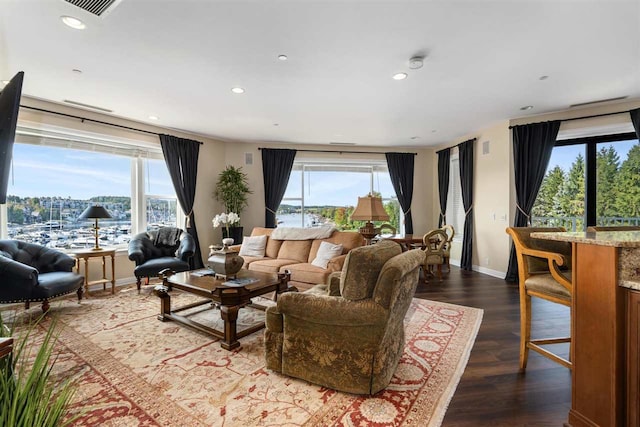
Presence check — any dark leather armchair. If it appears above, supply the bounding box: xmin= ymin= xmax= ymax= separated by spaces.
xmin=0 ymin=240 xmax=84 ymax=313
xmin=128 ymin=227 xmax=195 ymax=292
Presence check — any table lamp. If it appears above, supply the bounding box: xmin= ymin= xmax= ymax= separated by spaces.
xmin=350 ymin=194 xmax=389 ymax=245
xmin=78 ymin=205 xmax=112 ymax=251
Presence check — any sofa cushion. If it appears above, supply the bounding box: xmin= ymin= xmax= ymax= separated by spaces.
xmin=239 ymin=235 xmax=268 ymax=257
xmin=249 ymin=258 xmax=301 ymax=274
xmin=311 ymin=241 xmax=343 ymax=268
xmin=250 ymin=227 xmax=283 ymax=258
xmin=278 ymin=240 xmax=313 ymax=263
xmin=241 ymin=256 xmax=269 ymax=268
xmin=281 ymin=262 xmax=332 ymax=286
xmin=308 ymin=231 xmax=363 ymax=261
xmin=340 ymin=240 xmax=402 ymax=301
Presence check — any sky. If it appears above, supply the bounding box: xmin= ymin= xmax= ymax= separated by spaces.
xmin=546 ymin=139 xmax=637 ymax=173
xmin=282 ymin=169 xmax=396 ymax=207
xmin=8 ymin=144 xmax=174 ymax=199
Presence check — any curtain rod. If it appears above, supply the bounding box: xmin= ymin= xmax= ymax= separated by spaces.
xmin=258 ymin=147 xmax=417 ymax=155
xmin=435 ymin=137 xmax=477 ymax=154
xmin=508 ymin=109 xmax=632 ymax=129
xmin=19 ymin=105 xmax=203 ymax=144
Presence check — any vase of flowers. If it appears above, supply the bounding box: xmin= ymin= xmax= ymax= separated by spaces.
xmin=212 ymin=212 xmax=242 ymax=246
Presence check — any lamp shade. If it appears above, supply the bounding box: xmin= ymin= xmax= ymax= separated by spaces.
xmin=351 ymin=195 xmax=390 ymax=222
xmin=78 ymin=205 xmax=112 ymax=220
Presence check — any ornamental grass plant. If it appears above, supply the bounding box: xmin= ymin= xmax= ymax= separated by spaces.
xmin=0 ymin=312 xmax=79 ymax=427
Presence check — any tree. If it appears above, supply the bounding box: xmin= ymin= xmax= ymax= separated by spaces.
xmin=558 ymin=154 xmax=585 ymax=218
xmin=596 ymin=145 xmax=620 ymax=219
xmin=532 ymin=166 xmax=565 ymax=218
xmin=615 ymin=143 xmax=640 ymax=217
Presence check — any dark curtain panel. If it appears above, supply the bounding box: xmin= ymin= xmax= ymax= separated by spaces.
xmin=458 ymin=139 xmax=474 ymax=270
xmin=437 ymin=149 xmax=450 ymax=227
xmin=261 ymin=148 xmax=297 ymax=228
xmin=159 ymin=134 xmax=204 ymax=269
xmin=385 ymin=152 xmax=415 ymax=234
xmin=631 ymin=109 xmax=640 ymax=138
xmin=505 ymin=121 xmax=561 ymax=281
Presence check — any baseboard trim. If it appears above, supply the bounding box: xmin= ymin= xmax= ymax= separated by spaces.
xmin=472 ymin=265 xmax=506 ymax=279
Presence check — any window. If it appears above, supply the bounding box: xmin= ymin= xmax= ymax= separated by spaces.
xmin=145 ymin=159 xmax=178 ymax=231
xmin=278 ymin=161 xmax=401 ymax=232
xmin=445 ymin=153 xmax=464 ymax=240
xmin=1 ymin=127 xmax=177 ymax=249
xmin=532 ymin=132 xmax=639 ymax=230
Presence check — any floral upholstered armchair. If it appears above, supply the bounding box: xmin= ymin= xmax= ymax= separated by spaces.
xmin=264 ymin=240 xmax=425 ymax=395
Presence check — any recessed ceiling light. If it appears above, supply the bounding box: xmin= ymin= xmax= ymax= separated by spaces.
xmin=278 ymin=54 xmax=288 ymax=61
xmin=392 ymin=73 xmax=408 ymax=80
xmin=273 ymin=123 xmax=279 ymax=126
xmin=61 ymin=16 xmax=86 ymax=30
xmin=72 ymin=69 xmax=82 ymax=74
xmin=539 ymin=75 xmax=549 ymax=80
xmin=149 ymin=115 xmax=159 ymax=121
xmin=410 ymin=136 xmax=420 ymax=140
xmin=520 ymin=105 xmax=534 ymax=111
xmin=231 ymin=87 xmax=245 ymax=94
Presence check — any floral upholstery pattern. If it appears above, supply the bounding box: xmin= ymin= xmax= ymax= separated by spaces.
xmin=340 ymin=240 xmax=402 ymax=300
xmin=264 ymin=244 xmax=425 ymax=395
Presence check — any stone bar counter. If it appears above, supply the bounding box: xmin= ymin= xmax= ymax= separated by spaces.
xmin=531 ymin=230 xmax=640 ymax=427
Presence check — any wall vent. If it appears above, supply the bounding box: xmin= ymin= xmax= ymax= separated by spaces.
xmin=245 ymin=152 xmax=253 ymax=165
xmin=63 ymin=0 xmax=124 ymax=17
xmin=482 ymin=140 xmax=490 ymax=155
xmin=329 ymin=142 xmax=356 ymax=146
xmin=63 ymin=99 xmax=113 ymax=113
xmin=570 ymin=96 xmax=628 ymax=109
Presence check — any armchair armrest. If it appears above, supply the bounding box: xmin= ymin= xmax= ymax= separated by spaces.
xmin=326 ymin=271 xmax=341 ymax=296
xmin=277 ymin=292 xmax=387 ymax=326
xmin=521 ymin=247 xmax=572 ymax=291
xmin=326 ymin=254 xmax=347 ymax=272
xmin=177 ymin=233 xmax=195 ymax=261
xmin=0 ymin=256 xmax=38 ymax=295
xmin=128 ymin=239 xmax=146 ymax=265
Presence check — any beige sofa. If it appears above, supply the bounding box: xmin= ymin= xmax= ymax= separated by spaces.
xmin=233 ymin=227 xmax=363 ymax=290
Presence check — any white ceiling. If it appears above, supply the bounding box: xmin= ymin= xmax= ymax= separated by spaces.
xmin=1 ymin=0 xmax=639 ymax=147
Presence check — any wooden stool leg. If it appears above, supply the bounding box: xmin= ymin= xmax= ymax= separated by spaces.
xmin=519 ymin=293 xmax=532 ymax=370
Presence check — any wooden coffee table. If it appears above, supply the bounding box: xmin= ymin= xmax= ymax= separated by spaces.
xmin=154 ymin=269 xmax=294 ymax=350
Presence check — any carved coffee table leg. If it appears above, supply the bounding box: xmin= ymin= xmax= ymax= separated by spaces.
xmin=220 ymin=305 xmax=240 ymax=350
xmin=154 ymin=285 xmax=171 ymax=322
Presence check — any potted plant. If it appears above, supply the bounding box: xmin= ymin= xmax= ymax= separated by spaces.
xmin=214 ymin=165 xmax=252 ymax=244
xmin=0 ymin=314 xmax=80 ymax=426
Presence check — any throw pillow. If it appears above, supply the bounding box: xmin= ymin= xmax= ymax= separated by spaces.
xmin=311 ymin=241 xmax=343 ymax=269
xmin=238 ymin=235 xmax=268 ymax=257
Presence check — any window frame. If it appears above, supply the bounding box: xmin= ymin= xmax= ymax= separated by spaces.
xmin=554 ymin=131 xmax=637 ymax=227
xmin=0 ymin=125 xmax=179 ymax=247
xmin=279 ymin=159 xmax=401 ymax=231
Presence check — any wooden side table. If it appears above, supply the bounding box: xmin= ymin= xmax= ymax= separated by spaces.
xmin=71 ymin=248 xmax=116 ymax=296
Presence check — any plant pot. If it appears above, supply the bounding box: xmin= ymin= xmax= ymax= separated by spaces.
xmin=222 ymin=226 xmax=244 ymax=244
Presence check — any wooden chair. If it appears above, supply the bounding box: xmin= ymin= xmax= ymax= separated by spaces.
xmin=378 ymin=223 xmax=396 ymax=236
xmin=420 ymin=229 xmax=447 ymax=282
xmin=506 ymin=227 xmax=573 ymax=370
xmin=586 ymin=225 xmax=640 ymax=232
xmin=441 ymin=224 xmax=455 ymax=272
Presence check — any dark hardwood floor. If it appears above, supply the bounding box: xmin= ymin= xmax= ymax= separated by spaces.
xmin=415 ymin=266 xmax=571 ymax=426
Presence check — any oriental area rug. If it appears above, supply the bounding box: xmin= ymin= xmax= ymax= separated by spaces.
xmin=5 ymin=286 xmax=483 ymax=427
